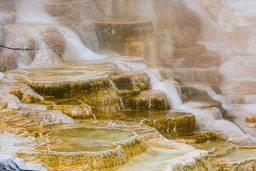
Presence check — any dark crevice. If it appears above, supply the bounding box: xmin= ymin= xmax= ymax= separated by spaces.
xmin=0 ymin=45 xmax=39 ymax=51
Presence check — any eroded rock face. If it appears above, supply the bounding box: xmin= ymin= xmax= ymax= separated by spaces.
xmin=95 ymin=17 xmax=155 ymax=60
xmin=49 ymin=102 xmax=94 ymax=119
xmin=111 ymin=72 xmax=150 ymax=91
xmin=2 ymin=24 xmax=65 ymax=68
xmin=125 ymin=90 xmax=170 ymax=111
xmin=111 ymin=72 xmax=170 ymax=111
xmin=23 ymin=68 xmax=120 ymax=114
xmin=144 ymin=112 xmax=195 ymax=137
xmin=182 ymin=86 xmax=227 ymax=119
xmin=9 ymin=84 xmax=44 ymax=104
xmin=0 ymin=49 xmax=17 ymax=71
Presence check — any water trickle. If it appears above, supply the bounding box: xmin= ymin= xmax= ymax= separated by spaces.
xmin=109 ymin=79 xmax=125 ymax=110
xmin=59 ymin=27 xmax=106 ymax=61
xmin=146 ymin=69 xmax=182 ymax=109
xmin=115 ymin=59 xmax=182 ymax=109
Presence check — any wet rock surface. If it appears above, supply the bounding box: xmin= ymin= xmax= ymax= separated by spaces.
xmin=143 ymin=111 xmax=195 ymax=137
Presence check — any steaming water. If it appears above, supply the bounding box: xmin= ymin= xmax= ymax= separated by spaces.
xmin=14 ymin=0 xmax=105 ymax=65
xmin=182 ymin=0 xmax=220 ymax=34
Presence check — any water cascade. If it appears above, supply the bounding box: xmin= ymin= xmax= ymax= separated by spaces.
xmin=14 ymin=0 xmax=105 ymax=67
xmin=114 ymin=58 xmax=182 ymax=109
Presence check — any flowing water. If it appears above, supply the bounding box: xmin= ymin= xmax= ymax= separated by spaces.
xmin=14 ymin=0 xmax=105 ymax=66
xmin=146 ymin=69 xmax=182 ymax=109
xmin=115 ymin=59 xmax=182 ymax=109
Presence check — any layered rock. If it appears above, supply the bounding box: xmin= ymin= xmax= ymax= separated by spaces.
xmin=47 ymin=99 xmax=95 ymax=119
xmin=95 ymin=17 xmax=156 ymax=61
xmin=25 ymin=69 xmax=120 ymax=114
xmin=110 ymin=72 xmax=170 ymax=111
xmin=143 ymin=112 xmax=195 ymax=138
xmin=9 ymin=84 xmax=44 ymax=104
xmin=181 ymin=86 xmax=227 ymax=118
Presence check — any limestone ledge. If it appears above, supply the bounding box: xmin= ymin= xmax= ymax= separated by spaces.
xmin=111 ymin=72 xmax=150 ymax=91
xmin=48 ymin=102 xmax=95 ymax=119
xmin=95 ymin=17 xmax=154 ymax=59
xmin=18 ymin=133 xmax=146 ymax=170
xmin=211 ymin=146 xmax=256 ymax=171
xmin=24 ymin=68 xmax=171 ymax=113
xmin=143 ymin=112 xmax=195 ymax=137
xmin=129 ymin=90 xmax=170 ymax=111
xmin=145 ymin=139 xmax=210 ymax=171
xmin=9 ymin=84 xmax=44 ymax=104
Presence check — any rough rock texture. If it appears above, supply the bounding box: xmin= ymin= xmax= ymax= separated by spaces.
xmin=211 ymin=155 xmax=256 ymax=171
xmin=27 ymin=76 xmax=120 ymax=114
xmin=48 ymin=101 xmax=94 ymax=119
xmin=111 ymin=72 xmax=170 ymax=111
xmin=9 ymin=84 xmax=44 ymax=104
xmin=24 ymin=68 xmax=121 ymax=114
xmin=125 ymin=90 xmax=170 ymax=111
xmin=182 ymin=86 xmax=227 ymax=119
xmin=1 ymin=109 xmax=74 ymax=128
xmin=111 ymin=72 xmax=150 ymax=91
xmin=95 ymin=17 xmax=155 ymax=60
xmin=144 ymin=112 xmax=195 ymax=137
xmin=0 ymin=1 xmax=16 ymax=71
xmin=2 ymin=24 xmax=65 ymax=67
xmin=0 ymin=49 xmax=17 ymax=71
